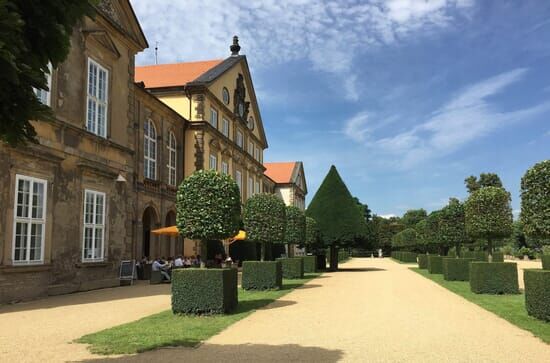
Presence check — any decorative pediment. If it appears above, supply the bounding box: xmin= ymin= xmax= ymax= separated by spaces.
xmin=82 ymin=29 xmax=121 ymax=58
xmin=96 ymin=0 xmax=148 ymax=51
xmin=209 ymin=138 xmax=221 ymax=151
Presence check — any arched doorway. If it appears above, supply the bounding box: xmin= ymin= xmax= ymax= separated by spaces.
xmin=142 ymin=206 xmax=159 ymax=259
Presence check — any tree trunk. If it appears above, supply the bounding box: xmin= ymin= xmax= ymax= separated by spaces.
xmin=200 ymin=239 xmax=207 ymax=268
xmin=487 ymin=238 xmax=493 ymax=263
xmin=260 ymin=243 xmax=265 ymax=262
xmin=456 ymin=242 xmax=460 ymax=258
xmin=329 ymin=245 xmax=338 ymax=271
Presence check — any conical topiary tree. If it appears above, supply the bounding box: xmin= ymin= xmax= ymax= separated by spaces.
xmin=306 ymin=165 xmax=366 ymax=270
xmin=243 ymin=193 xmax=286 ymax=261
xmin=176 ymin=170 xmax=241 ymax=268
xmin=284 ymin=206 xmax=306 ymax=255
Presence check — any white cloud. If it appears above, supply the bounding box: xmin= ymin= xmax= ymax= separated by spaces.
xmin=344 ymin=68 xmax=550 ymax=168
xmin=131 ymin=0 xmax=473 ymax=101
xmin=379 ymin=214 xmax=397 ymax=219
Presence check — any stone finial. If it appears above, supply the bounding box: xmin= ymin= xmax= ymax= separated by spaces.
xmin=230 ymin=35 xmax=241 ymax=56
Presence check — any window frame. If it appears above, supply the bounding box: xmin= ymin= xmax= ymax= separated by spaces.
xmin=236 ymin=130 xmax=243 ymax=148
xmin=33 ymin=63 xmax=52 ymax=106
xmin=221 ymin=161 xmax=229 ymax=175
xmin=86 ymin=58 xmax=109 ymax=138
xmin=222 ymin=118 xmax=230 ymax=137
xmin=209 ymin=154 xmax=217 ymax=171
xmin=167 ymin=131 xmax=177 ymax=186
xmin=210 ymin=107 xmax=218 ymax=129
xmin=82 ymin=189 xmax=106 ymax=262
xmin=248 ymin=176 xmax=254 ymax=198
xmin=144 ymin=119 xmax=157 ymax=180
xmin=12 ymin=174 xmax=47 ymax=265
xmin=235 ymin=170 xmax=242 ymax=194
xmin=248 ymin=141 xmax=254 ymax=155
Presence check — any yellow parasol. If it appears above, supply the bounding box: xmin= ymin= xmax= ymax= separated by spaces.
xmin=151 ymin=226 xmax=246 ymax=242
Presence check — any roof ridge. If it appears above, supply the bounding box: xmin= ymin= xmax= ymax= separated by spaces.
xmin=136 ymin=59 xmax=224 ymax=68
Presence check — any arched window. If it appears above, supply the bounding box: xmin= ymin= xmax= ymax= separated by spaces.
xmin=167 ymin=131 xmax=177 ymax=186
xmin=144 ymin=119 xmax=157 ymax=180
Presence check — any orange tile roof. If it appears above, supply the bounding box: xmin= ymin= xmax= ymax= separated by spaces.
xmin=135 ymin=59 xmax=223 ymax=88
xmin=264 ymin=162 xmax=297 ymax=184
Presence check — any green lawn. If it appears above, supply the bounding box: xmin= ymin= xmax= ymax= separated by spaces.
xmin=76 ymin=273 xmax=321 ymax=355
xmin=411 ymin=267 xmax=550 ymax=343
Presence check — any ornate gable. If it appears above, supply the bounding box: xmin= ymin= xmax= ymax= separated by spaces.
xmin=96 ymin=0 xmax=148 ymax=51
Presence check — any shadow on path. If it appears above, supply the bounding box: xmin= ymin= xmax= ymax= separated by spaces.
xmin=333 ymin=267 xmax=386 ymax=273
xmin=75 ymin=343 xmax=343 ymax=363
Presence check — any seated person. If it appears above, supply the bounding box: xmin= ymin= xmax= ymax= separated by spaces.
xmin=184 ymin=257 xmax=192 ymax=267
xmin=174 ymin=255 xmax=183 ymax=268
xmin=152 ymin=257 xmax=170 ymax=281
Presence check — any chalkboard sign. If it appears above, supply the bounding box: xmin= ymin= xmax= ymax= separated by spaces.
xmin=119 ymin=260 xmax=135 ymax=285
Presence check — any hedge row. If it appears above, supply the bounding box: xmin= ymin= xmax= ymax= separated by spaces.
xmin=469 ymin=262 xmax=519 ymax=294
xmin=242 ymin=261 xmax=282 ymax=290
xmin=524 ymin=269 xmax=550 ymax=321
xmin=542 ymin=255 xmax=550 ymax=270
xmin=461 ymin=251 xmax=504 ymax=262
xmin=428 ymin=256 xmax=443 ymax=274
xmin=443 ymin=258 xmax=475 ymax=281
xmin=391 ymin=251 xmax=417 ymax=263
xmin=338 ymin=250 xmax=350 ymax=262
xmin=351 ymin=249 xmax=372 ymax=257
xmin=171 ymin=268 xmax=238 ymax=314
xmin=303 ymin=256 xmax=317 ymax=273
xmin=276 ymin=257 xmax=304 ymax=279
xmin=418 ymin=254 xmax=428 ymax=269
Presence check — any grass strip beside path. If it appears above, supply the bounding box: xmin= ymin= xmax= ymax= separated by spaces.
xmin=76 ymin=273 xmax=321 ymax=355
xmin=411 ymin=267 xmax=550 ymax=344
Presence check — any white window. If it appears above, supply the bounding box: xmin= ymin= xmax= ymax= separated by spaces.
xmin=255 ymin=180 xmax=260 ymax=194
xmin=12 ymin=175 xmax=47 ymax=264
xmin=236 ymin=130 xmax=243 ymax=148
xmin=86 ymin=58 xmax=108 ymax=137
xmin=222 ymin=118 xmax=230 ymax=137
xmin=248 ymin=177 xmax=254 ymax=198
xmin=82 ymin=190 xmax=105 ymax=262
xmin=235 ymin=170 xmax=242 ymax=194
xmin=34 ymin=63 xmax=52 ymax=106
xmin=167 ymin=132 xmax=177 ymax=186
xmin=210 ymin=108 xmax=218 ymax=129
xmin=254 ymin=146 xmax=260 ymax=161
xmin=144 ymin=119 xmax=157 ymax=179
xmin=209 ymin=154 xmax=217 ymax=171
xmin=248 ymin=141 xmax=254 ymax=155
xmin=221 ymin=161 xmax=229 ymax=175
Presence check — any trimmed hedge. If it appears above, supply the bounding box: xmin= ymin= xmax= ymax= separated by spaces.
xmin=447 ymin=250 xmax=457 ymax=258
xmin=462 ymin=251 xmax=504 ymax=262
xmin=443 ymin=257 xmax=475 ymax=281
xmin=524 ymin=269 xmax=550 ymax=321
xmin=303 ymin=256 xmax=317 ymax=273
xmin=469 ymin=262 xmax=519 ymax=294
xmin=242 ymin=261 xmax=282 ymax=290
xmin=418 ymin=254 xmax=428 ymax=269
xmin=542 ymin=255 xmax=550 ymax=270
xmin=428 ymin=256 xmax=443 ymax=274
xmin=276 ymin=257 xmax=304 ymax=279
xmin=338 ymin=250 xmax=350 ymax=262
xmin=171 ymin=268 xmax=238 ymax=314
xmin=392 ymin=251 xmax=418 ymax=263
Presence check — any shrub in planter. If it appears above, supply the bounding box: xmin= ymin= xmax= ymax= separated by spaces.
xmin=303 ymin=256 xmax=317 ymax=273
xmin=428 ymin=256 xmax=443 ymax=274
xmin=277 ymin=257 xmax=304 ymax=279
xmin=418 ymin=254 xmax=428 ymax=269
xmin=172 ymin=268 xmax=238 ymax=314
xmin=542 ymin=255 xmax=550 ymax=270
xmin=469 ymin=262 xmax=519 ymax=294
xmin=524 ymin=269 xmax=550 ymax=321
xmin=242 ymin=261 xmax=282 ymax=290
xmin=443 ymin=257 xmax=475 ymax=281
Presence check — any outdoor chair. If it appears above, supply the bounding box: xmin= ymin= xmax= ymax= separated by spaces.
xmin=150 ymin=270 xmax=163 ymax=284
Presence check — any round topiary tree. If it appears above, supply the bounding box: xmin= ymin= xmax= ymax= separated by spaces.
xmin=439 ymin=198 xmax=467 ymax=257
xmin=392 ymin=228 xmax=418 ymax=251
xmin=521 ymin=160 xmax=550 ymax=240
xmin=305 ymin=217 xmax=320 ymax=250
xmin=176 ymin=170 xmax=241 ymax=268
xmin=284 ymin=206 xmax=306 ymax=254
xmin=243 ymin=193 xmax=286 ymax=261
xmin=465 ymin=186 xmax=513 ymax=262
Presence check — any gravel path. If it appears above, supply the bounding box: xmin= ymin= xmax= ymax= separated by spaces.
xmin=1 ymin=258 xmax=549 ymax=363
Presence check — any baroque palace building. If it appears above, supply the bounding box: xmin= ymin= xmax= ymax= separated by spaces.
xmin=0 ymin=0 xmax=307 ymax=304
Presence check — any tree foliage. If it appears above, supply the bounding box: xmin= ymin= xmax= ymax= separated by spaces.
xmin=464 ymin=173 xmax=503 ymax=194
xmin=439 ymin=198 xmax=467 ymax=255
xmin=353 ymin=197 xmax=372 ymax=222
xmin=176 ymin=170 xmax=241 ymax=258
xmin=465 ymin=186 xmax=513 ymax=257
xmin=402 ymin=209 xmax=428 ymax=228
xmin=243 ymin=193 xmax=286 ymax=260
xmin=391 ymin=228 xmax=418 ymax=250
xmin=374 ymin=216 xmax=404 ymax=252
xmin=284 ymin=206 xmax=306 ymax=246
xmin=305 ymin=217 xmax=320 ymax=248
xmin=0 ymin=0 xmax=94 ymax=145
xmin=521 ymin=160 xmax=550 ymax=239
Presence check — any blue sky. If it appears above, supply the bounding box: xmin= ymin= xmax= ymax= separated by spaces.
xmin=132 ymin=0 xmax=550 ymax=218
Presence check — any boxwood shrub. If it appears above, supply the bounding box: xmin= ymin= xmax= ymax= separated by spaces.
xmin=276 ymin=257 xmax=304 ymax=279
xmin=443 ymin=257 xmax=475 ymax=281
xmin=418 ymin=254 xmax=428 ymax=269
xmin=469 ymin=262 xmax=519 ymax=294
xmin=242 ymin=261 xmax=282 ymax=290
xmin=303 ymin=256 xmax=317 ymax=273
xmin=428 ymin=256 xmax=443 ymax=274
xmin=171 ymin=268 xmax=238 ymax=314
xmin=542 ymin=255 xmax=550 ymax=270
xmin=524 ymin=269 xmax=550 ymax=321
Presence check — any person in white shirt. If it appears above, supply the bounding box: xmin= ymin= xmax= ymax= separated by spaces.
xmin=174 ymin=255 xmax=183 ymax=268
xmin=152 ymin=258 xmax=170 ymax=281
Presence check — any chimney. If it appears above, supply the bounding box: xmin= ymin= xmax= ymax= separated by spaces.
xmin=230 ymin=35 xmax=241 ymax=56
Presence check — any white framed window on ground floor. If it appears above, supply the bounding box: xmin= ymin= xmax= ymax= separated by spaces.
xmin=82 ymin=189 xmax=106 ymax=262
xmin=12 ymin=175 xmax=47 ymax=265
